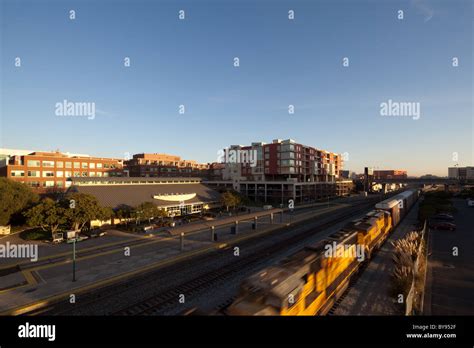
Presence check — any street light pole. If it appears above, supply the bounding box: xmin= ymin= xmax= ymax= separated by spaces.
xmin=72 ymin=237 xmax=76 ymax=282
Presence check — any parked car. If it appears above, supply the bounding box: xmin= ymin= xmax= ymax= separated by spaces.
xmin=436 ymin=211 xmax=454 ymax=217
xmin=429 ymin=221 xmax=456 ymax=231
xmin=52 ymin=232 xmax=64 ymax=244
xmin=82 ymin=229 xmax=107 ymax=238
xmin=432 ymin=214 xmax=454 ymax=221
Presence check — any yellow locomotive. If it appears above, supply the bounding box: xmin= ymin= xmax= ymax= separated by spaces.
xmin=227 ymin=209 xmax=393 ymax=316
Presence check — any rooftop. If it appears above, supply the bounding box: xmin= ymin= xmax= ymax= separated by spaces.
xmin=69 ymin=180 xmax=220 ymax=208
xmin=70 ymin=177 xmax=204 ymax=186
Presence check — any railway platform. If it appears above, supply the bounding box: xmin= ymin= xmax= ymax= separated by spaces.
xmin=0 ymin=201 xmax=353 ymax=315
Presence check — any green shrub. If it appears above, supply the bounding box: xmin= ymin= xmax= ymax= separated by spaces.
xmin=20 ymin=228 xmax=51 ymax=241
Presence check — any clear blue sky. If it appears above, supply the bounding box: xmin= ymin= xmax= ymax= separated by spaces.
xmin=1 ymin=0 xmax=472 ymax=176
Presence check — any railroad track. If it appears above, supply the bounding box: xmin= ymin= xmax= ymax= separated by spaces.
xmin=326 ymin=234 xmax=395 ymax=316
xmin=28 ymin=198 xmax=382 ymax=316
xmin=327 ymin=258 xmax=370 ymax=316
xmin=111 ymin=202 xmax=379 ymax=316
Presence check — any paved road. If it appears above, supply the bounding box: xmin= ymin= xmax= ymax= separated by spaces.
xmin=424 ymin=198 xmax=474 ymax=315
xmin=333 ymin=201 xmax=420 ymax=315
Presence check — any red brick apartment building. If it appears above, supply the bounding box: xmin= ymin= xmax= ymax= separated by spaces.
xmin=207 ymin=139 xmax=352 ymax=204
xmin=373 ymin=170 xmax=407 ymax=180
xmin=0 ymin=151 xmax=124 ymax=192
xmin=224 ymin=139 xmax=343 ymax=182
xmin=125 ymin=153 xmax=209 ymax=178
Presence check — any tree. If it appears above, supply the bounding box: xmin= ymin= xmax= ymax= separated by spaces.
xmin=24 ymin=198 xmax=67 ymax=235
xmin=157 ymin=208 xmax=169 ymax=219
xmin=0 ymin=178 xmax=38 ymax=226
xmin=114 ymin=204 xmax=134 ymax=226
xmin=63 ymin=193 xmax=109 ymax=231
xmin=220 ymin=191 xmax=242 ymax=211
xmin=98 ymin=207 xmax=114 ymax=223
xmin=137 ymin=202 xmax=159 ymax=224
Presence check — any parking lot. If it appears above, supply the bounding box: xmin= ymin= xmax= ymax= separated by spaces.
xmin=424 ymin=198 xmax=474 ymax=315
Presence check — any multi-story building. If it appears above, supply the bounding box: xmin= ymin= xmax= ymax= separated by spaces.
xmin=0 ymin=151 xmax=124 ymax=192
xmin=448 ymin=166 xmax=474 ymax=181
xmin=125 ymin=153 xmax=209 ymax=178
xmin=208 ymin=139 xmax=352 ymax=204
xmin=222 ymin=139 xmax=342 ymax=183
xmin=373 ymin=170 xmax=407 ymax=180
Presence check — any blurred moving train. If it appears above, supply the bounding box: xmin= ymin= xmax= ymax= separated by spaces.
xmin=227 ymin=189 xmax=419 ymax=316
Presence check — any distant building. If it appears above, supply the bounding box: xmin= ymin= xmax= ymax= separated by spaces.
xmin=340 ymin=170 xmax=350 ymax=179
xmin=0 ymin=150 xmax=125 ymax=192
xmin=448 ymin=166 xmax=474 ymax=180
xmin=125 ymin=153 xmax=209 ymax=178
xmin=420 ymin=174 xmax=439 ymax=179
xmin=373 ymin=170 xmax=407 ymax=180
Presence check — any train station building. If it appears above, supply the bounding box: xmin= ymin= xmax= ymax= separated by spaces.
xmin=67 ymin=177 xmax=221 ymax=216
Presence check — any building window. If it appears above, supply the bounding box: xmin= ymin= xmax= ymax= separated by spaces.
xmin=11 ymin=170 xmax=25 ymax=177
xmin=90 ymin=172 xmax=96 ymax=177
xmin=97 ymin=163 xmax=103 ymax=168
xmin=281 ymin=160 xmax=295 ymax=166
xmin=65 ymin=171 xmax=72 ymax=178
xmin=44 ymin=181 xmax=54 ymax=187
xmin=90 ymin=163 xmax=96 ymax=169
xmin=56 ymin=181 xmax=64 ymax=187
xmin=65 ymin=162 xmax=72 ymax=168
xmin=43 ymin=171 xmax=55 ymax=177
xmin=281 ymin=144 xmax=294 ymax=152
xmin=27 ymin=160 xmax=41 ymax=167
xmin=74 ymin=172 xmax=80 ymax=177
xmin=81 ymin=163 xmax=88 ymax=169
xmin=81 ymin=172 xmax=88 ymax=177
xmin=42 ymin=161 xmax=55 ymax=167
xmin=74 ymin=162 xmax=80 ymax=168
xmin=56 ymin=161 xmax=64 ymax=168
xmin=96 ymin=172 xmax=103 ymax=177
xmin=27 ymin=171 xmax=40 ymax=177
xmin=57 ymin=171 xmax=64 ymax=178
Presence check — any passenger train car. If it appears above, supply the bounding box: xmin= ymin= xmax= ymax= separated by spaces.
xmin=227 ymin=189 xmax=418 ymax=316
